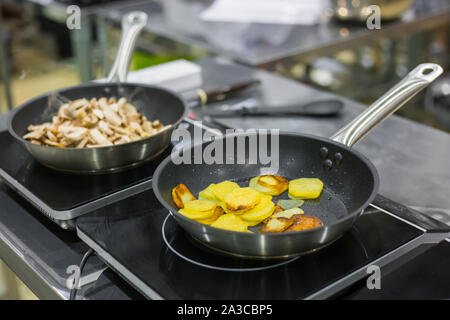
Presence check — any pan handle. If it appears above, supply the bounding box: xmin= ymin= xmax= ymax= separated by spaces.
xmin=330 ymin=63 xmax=443 ymax=147
xmin=106 ymin=11 xmax=148 ymax=83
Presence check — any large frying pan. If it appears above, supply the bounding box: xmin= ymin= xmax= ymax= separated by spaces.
xmin=153 ymin=63 xmax=442 ymax=258
xmin=7 ymin=12 xmax=187 ymax=174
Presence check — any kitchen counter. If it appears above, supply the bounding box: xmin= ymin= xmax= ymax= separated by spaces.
xmin=0 ymin=57 xmax=449 ymax=299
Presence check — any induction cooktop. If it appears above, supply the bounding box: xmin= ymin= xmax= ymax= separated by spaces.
xmin=76 ymin=191 xmax=450 ymax=299
xmin=0 ymin=119 xmax=206 ymax=228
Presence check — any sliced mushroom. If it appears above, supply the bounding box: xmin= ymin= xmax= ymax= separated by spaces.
xmin=129 ymin=121 xmax=143 ymax=135
xmin=98 ymin=120 xmax=114 ymax=136
xmin=103 ymin=108 xmax=122 ymax=126
xmin=81 ymin=113 xmax=98 ymax=127
xmin=117 ymin=97 xmax=127 ymax=109
xmin=142 ymin=121 xmax=155 ymax=134
xmin=23 ymin=129 xmax=46 ymax=140
xmin=113 ymin=135 xmax=131 ymax=145
xmin=92 ymin=108 xmax=104 ymax=120
xmin=47 ymin=130 xmax=58 ymax=142
xmin=98 ymin=97 xmax=108 ymax=110
xmin=64 ymin=127 xmax=87 ymax=141
xmin=57 ymin=104 xmax=70 ymax=119
xmin=109 ymin=124 xmax=130 ymax=135
xmin=109 ymin=103 xmax=119 ymax=112
xmin=76 ymin=137 xmax=88 ymax=148
xmin=43 ymin=139 xmax=63 ymax=147
xmin=122 ymin=103 xmax=137 ymax=115
xmin=89 ymin=128 xmax=109 ymax=145
xmin=71 ymin=98 xmax=89 ymax=110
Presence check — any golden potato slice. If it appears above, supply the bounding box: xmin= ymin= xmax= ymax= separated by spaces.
xmin=198 ymin=184 xmax=219 ymax=202
xmin=277 ymin=199 xmax=304 ymax=210
xmin=262 ymin=205 xmax=284 ymax=224
xmin=259 ymin=217 xmax=294 ymax=233
xmin=223 ymin=187 xmax=262 ymax=215
xmin=271 ymin=207 xmax=304 ymax=219
xmin=211 ymin=181 xmax=240 ymax=201
xmin=172 ymin=184 xmax=196 ymax=209
xmin=256 ymin=175 xmax=289 ymax=196
xmin=240 ymin=195 xmax=275 ymax=222
xmin=285 ymin=214 xmax=323 ymax=232
xmin=288 ymin=178 xmax=324 ymax=199
xmin=249 ymin=177 xmax=271 ymax=194
xmin=179 ymin=200 xmax=217 ymax=219
xmin=273 ymin=205 xmax=284 ymax=215
xmin=195 ymin=206 xmax=224 ymax=225
xmin=184 ymin=199 xmax=217 ymax=214
xmin=211 ymin=213 xmax=248 ymax=232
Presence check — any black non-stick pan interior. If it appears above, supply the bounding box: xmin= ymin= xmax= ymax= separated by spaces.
xmin=154 ymin=132 xmax=379 ymax=228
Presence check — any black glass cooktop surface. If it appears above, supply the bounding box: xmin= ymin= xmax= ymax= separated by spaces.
xmin=76 ymin=191 xmax=429 ymax=300
xmin=0 ymin=131 xmax=168 ymax=218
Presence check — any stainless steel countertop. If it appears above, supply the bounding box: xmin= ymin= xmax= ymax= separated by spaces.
xmin=0 ymin=57 xmax=449 ymax=299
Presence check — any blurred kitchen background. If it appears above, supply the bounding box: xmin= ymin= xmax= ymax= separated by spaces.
xmin=0 ymin=0 xmax=449 ymax=131
xmin=0 ymin=0 xmax=449 ymax=299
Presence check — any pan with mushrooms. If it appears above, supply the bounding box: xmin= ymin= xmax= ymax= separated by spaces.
xmin=22 ymin=96 xmax=168 ymax=148
xmin=7 ymin=11 xmax=187 ymax=174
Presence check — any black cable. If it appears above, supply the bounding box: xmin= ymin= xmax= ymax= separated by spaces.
xmin=69 ymin=248 xmax=95 ymax=300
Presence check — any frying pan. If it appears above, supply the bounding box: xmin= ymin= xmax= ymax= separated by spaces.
xmin=153 ymin=63 xmax=443 ymax=258
xmin=7 ymin=12 xmax=187 ymax=174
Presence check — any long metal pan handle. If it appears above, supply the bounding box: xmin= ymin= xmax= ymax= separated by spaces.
xmin=330 ymin=63 xmax=443 ymax=147
xmin=106 ymin=11 xmax=148 ymax=83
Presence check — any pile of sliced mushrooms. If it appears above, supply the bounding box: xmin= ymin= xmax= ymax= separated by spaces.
xmin=23 ymin=97 xmax=168 ymax=148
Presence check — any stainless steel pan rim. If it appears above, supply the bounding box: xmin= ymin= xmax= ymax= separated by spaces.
xmin=154 ymin=130 xmax=379 ymax=238
xmin=33 ymin=144 xmax=170 ymax=174
xmin=188 ymin=231 xmax=346 ymax=259
xmin=7 ymin=82 xmax=188 ymax=151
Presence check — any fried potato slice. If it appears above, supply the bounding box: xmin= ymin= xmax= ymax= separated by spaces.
xmin=256 ymin=175 xmax=289 ymax=195
xmin=284 ymin=214 xmax=323 ymax=232
xmin=277 ymin=199 xmax=304 ymax=210
xmin=198 ymin=184 xmax=219 ymax=202
xmin=223 ymin=187 xmax=262 ymax=215
xmin=240 ymin=195 xmax=275 ymax=222
xmin=195 ymin=206 xmax=224 ymax=225
xmin=172 ymin=184 xmax=196 ymax=209
xmin=249 ymin=175 xmax=289 ymax=196
xmin=259 ymin=217 xmax=294 ymax=233
xmin=182 ymin=199 xmax=217 ymax=219
xmin=288 ymin=178 xmax=324 ymax=199
xmin=211 ymin=213 xmax=248 ymax=232
xmin=262 ymin=205 xmax=284 ymax=224
xmin=271 ymin=207 xmax=304 ymax=219
xmin=273 ymin=205 xmax=284 ymax=215
xmin=211 ymin=181 xmax=240 ymax=202
xmin=179 ymin=208 xmax=208 ymax=220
